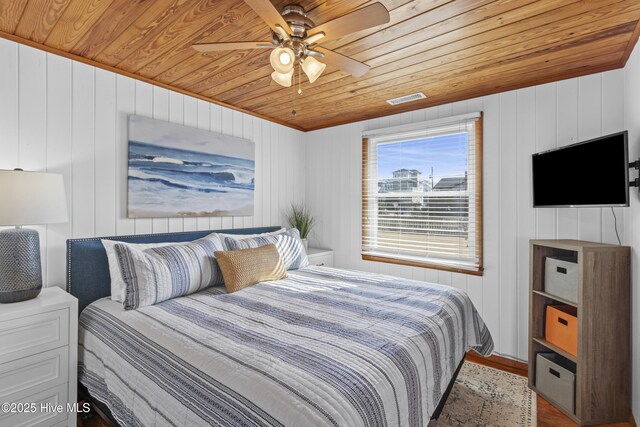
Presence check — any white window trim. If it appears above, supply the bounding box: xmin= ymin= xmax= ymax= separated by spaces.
xmin=362 ymin=112 xmax=481 ymax=138
xmin=361 ymin=112 xmax=483 ymax=275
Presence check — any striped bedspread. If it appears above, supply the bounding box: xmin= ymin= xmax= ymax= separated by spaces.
xmin=78 ymin=266 xmax=493 ymax=427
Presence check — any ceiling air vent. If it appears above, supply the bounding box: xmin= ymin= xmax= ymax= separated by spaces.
xmin=386 ymin=92 xmax=427 ymax=106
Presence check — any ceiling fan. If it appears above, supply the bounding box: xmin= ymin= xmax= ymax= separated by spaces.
xmin=192 ymin=0 xmax=390 ymax=87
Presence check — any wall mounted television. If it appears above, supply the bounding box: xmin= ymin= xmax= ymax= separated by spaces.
xmin=532 ymin=131 xmax=629 ymax=208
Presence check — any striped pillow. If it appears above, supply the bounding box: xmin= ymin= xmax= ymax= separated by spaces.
xmin=102 ymin=239 xmax=182 ymax=303
xmin=115 ymin=234 xmax=224 ymax=310
xmin=212 ymin=228 xmax=286 ymax=250
xmin=224 ymin=228 xmax=309 ymax=270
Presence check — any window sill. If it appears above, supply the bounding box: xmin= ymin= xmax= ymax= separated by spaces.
xmin=361 ymin=254 xmax=484 ymax=276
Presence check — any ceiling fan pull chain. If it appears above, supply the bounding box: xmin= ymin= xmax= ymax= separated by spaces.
xmin=291 ymin=68 xmax=297 ymax=118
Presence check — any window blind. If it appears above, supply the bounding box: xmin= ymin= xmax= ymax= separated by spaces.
xmin=362 ymin=113 xmax=483 ymax=274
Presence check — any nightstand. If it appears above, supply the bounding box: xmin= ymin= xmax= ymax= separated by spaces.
xmin=0 ymin=287 xmax=78 ymax=427
xmin=306 ymin=247 xmax=334 ymax=267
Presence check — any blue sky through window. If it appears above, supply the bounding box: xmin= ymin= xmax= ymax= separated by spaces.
xmin=377 ymin=132 xmax=468 ymax=185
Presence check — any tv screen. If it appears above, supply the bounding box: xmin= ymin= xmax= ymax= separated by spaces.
xmin=532 ymin=131 xmax=629 ymax=207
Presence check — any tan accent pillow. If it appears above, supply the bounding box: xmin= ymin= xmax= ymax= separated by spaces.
xmin=215 ymin=244 xmax=287 ymax=293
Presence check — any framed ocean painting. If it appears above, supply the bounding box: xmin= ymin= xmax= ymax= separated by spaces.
xmin=127 ymin=115 xmax=255 ymax=218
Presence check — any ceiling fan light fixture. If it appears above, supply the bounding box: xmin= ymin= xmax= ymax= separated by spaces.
xmin=271 ymin=69 xmax=294 ymax=87
xmin=270 ymin=46 xmax=295 ymax=73
xmin=274 ymin=24 xmax=290 ymax=41
xmin=304 ymin=31 xmax=326 ymax=45
xmin=301 ymin=56 xmax=326 ymax=84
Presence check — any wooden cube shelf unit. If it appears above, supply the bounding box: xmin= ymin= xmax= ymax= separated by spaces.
xmin=528 ymin=240 xmax=630 ymax=426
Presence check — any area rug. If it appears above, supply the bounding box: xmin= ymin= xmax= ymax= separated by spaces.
xmin=435 ymin=361 xmax=536 ymax=427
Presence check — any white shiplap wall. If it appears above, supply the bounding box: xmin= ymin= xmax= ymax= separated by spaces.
xmin=305 ymin=69 xmax=627 ymax=361
xmin=0 ymin=39 xmax=305 ymax=289
xmin=623 ymin=44 xmax=640 ymax=425
xmin=1 ymin=34 xmax=637 ymax=375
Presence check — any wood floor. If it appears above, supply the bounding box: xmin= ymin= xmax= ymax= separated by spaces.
xmin=77 ymin=411 xmax=108 ymax=427
xmin=79 ymin=353 xmax=635 ymax=427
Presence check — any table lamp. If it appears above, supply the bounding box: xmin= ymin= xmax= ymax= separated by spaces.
xmin=0 ymin=169 xmax=68 ymax=303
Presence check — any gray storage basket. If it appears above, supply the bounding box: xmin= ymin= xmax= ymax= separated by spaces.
xmin=536 ymin=352 xmax=576 ymax=414
xmin=545 ymin=257 xmax=578 ymax=303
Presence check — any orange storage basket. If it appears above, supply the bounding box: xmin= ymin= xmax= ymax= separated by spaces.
xmin=545 ymin=305 xmax=578 ymax=357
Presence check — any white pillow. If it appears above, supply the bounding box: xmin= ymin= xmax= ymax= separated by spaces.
xmin=102 ymin=240 xmax=190 ymax=302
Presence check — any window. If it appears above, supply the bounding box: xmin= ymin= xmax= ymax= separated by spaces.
xmin=362 ymin=112 xmax=483 ymax=275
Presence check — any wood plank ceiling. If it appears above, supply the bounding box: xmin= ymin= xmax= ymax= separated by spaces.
xmin=1 ymin=0 xmax=639 ymax=131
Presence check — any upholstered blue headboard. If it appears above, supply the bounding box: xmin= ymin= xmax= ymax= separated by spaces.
xmin=66 ymin=226 xmax=281 ymax=314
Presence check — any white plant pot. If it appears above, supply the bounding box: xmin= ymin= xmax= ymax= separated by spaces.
xmin=301 ymin=238 xmax=308 ymax=250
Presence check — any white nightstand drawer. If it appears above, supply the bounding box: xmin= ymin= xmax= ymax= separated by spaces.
xmin=0 ymin=347 xmax=68 ymax=399
xmin=0 ymin=309 xmax=69 ymax=364
xmin=0 ymin=383 xmax=68 ymax=427
xmin=308 ymin=253 xmax=334 ymax=267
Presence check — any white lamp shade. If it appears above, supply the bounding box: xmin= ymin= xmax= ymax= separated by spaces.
xmin=0 ymin=170 xmax=68 ymax=226
xmin=271 ymin=69 xmax=294 ymax=87
xmin=302 ymin=56 xmax=326 ymax=83
xmin=270 ymin=47 xmax=295 ymax=74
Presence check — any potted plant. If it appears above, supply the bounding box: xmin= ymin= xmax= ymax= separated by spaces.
xmin=287 ymin=203 xmax=315 ymax=250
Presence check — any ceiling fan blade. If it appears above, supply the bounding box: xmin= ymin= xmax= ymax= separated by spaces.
xmin=193 ymin=42 xmax=274 ymax=52
xmin=244 ymin=0 xmax=293 ymax=35
xmin=307 ymin=3 xmax=390 ymax=41
xmin=315 ymin=47 xmax=369 ymax=77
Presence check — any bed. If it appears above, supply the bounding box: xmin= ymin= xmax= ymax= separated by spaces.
xmin=67 ymin=227 xmax=493 ymax=427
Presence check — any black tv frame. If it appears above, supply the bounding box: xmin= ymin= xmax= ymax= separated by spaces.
xmin=532 ymin=130 xmax=630 ymax=208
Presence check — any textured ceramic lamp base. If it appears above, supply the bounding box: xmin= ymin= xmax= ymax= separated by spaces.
xmin=0 ymin=228 xmax=42 ymax=303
